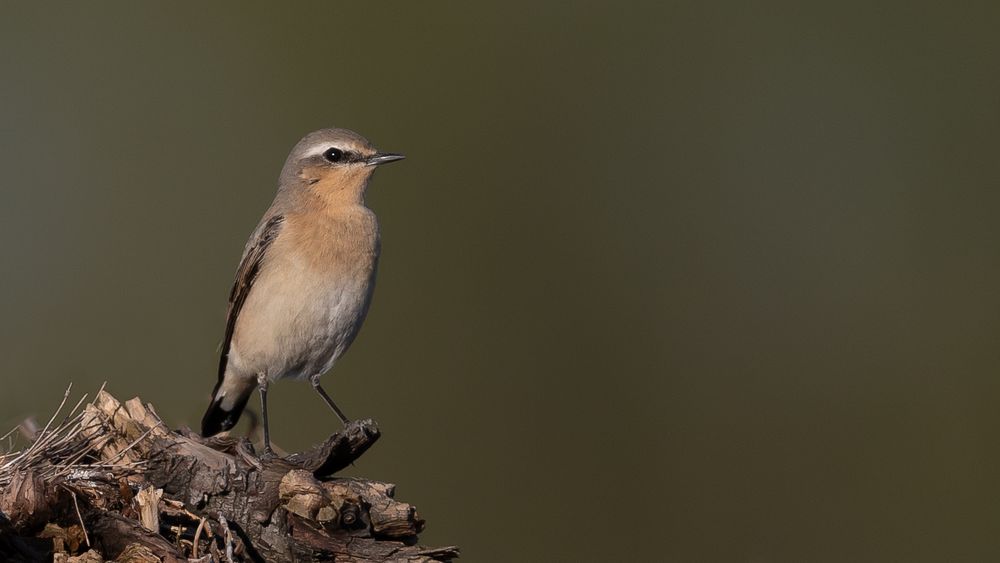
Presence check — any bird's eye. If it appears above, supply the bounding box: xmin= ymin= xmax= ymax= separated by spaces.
xmin=322 ymin=147 xmax=344 ymax=163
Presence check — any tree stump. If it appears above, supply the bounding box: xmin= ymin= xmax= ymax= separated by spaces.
xmin=0 ymin=389 xmax=458 ymax=563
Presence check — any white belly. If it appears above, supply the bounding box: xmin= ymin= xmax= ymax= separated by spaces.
xmin=227 ymin=252 xmax=376 ymax=383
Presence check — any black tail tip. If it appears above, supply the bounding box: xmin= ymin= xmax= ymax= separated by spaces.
xmin=201 ymin=399 xmax=243 ymax=437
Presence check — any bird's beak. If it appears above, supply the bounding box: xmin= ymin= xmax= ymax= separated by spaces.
xmin=366 ymin=152 xmax=406 ymax=166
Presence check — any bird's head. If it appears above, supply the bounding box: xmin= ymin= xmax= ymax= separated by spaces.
xmin=280 ymin=128 xmax=404 ymax=204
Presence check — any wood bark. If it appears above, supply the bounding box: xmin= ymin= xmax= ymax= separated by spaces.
xmin=0 ymin=391 xmax=458 ymax=563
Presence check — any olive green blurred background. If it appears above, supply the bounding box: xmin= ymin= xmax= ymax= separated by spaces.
xmin=2 ymin=2 xmax=1000 ymax=561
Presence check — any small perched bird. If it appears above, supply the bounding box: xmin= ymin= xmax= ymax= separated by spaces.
xmin=200 ymin=128 xmax=404 ymax=454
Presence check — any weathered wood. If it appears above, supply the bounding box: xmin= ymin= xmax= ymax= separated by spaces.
xmin=87 ymin=510 xmax=184 ymax=563
xmin=0 ymin=471 xmax=65 ymax=534
xmin=0 ymin=390 xmax=458 ymax=562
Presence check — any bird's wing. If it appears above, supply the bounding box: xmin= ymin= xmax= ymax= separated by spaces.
xmin=216 ymin=214 xmax=285 ymax=383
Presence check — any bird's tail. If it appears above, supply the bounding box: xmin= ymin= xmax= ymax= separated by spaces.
xmin=201 ymin=377 xmax=255 ymax=437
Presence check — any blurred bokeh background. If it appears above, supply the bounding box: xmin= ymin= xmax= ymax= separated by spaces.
xmin=2 ymin=2 xmax=1000 ymax=561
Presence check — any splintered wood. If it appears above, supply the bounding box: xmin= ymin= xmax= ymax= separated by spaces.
xmin=0 ymin=389 xmax=459 ymax=562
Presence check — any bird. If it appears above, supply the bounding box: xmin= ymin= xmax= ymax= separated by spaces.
xmin=200 ymin=127 xmax=404 ymax=455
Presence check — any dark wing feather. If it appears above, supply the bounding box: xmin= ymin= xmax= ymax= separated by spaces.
xmin=215 ymin=215 xmax=285 ymax=384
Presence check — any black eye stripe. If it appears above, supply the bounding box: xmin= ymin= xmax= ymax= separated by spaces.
xmin=321 ymin=147 xmax=367 ymax=164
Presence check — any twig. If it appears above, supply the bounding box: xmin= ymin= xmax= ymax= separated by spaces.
xmin=31 ymin=383 xmax=73 ymax=451
xmin=192 ymin=517 xmax=207 ymax=558
xmin=0 ymin=384 xmax=123 ymax=488
xmin=56 ymin=391 xmax=91 ymax=433
xmin=67 ymin=487 xmax=91 ymax=547
xmin=0 ymin=424 xmax=20 ymax=444
xmin=219 ymin=513 xmax=234 ymax=563
xmin=0 ymin=385 xmax=75 ymax=476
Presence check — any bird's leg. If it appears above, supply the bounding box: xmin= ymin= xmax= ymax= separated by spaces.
xmin=310 ymin=375 xmax=351 ymax=426
xmin=256 ymin=372 xmax=275 ymax=457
